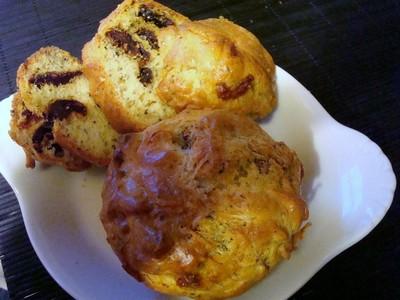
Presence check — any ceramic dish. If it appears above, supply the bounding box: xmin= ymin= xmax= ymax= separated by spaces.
xmin=0 ymin=67 xmax=396 ymax=299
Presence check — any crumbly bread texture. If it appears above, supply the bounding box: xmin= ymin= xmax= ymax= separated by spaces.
xmin=14 ymin=46 xmax=119 ymax=168
xmin=101 ymin=109 xmax=308 ymax=299
xmin=82 ymin=0 xmax=276 ymax=133
xmin=9 ymin=93 xmax=90 ymax=171
xmin=82 ymin=0 xmax=190 ymax=132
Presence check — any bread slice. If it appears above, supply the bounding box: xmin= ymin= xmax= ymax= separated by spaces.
xmin=9 ymin=93 xmax=90 ymax=171
xmin=15 ymin=46 xmax=119 ymax=167
xmin=83 ymin=0 xmax=276 ymax=133
xmin=82 ymin=0 xmax=190 ymax=132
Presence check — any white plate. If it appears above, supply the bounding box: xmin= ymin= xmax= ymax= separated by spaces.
xmin=0 ymin=67 xmax=396 ymax=300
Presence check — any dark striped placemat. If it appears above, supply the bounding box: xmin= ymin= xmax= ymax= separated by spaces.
xmin=0 ymin=1 xmax=399 ymax=299
xmin=0 ymin=177 xmax=71 ymax=299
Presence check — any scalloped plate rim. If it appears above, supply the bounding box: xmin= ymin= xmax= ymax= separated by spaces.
xmin=0 ymin=66 xmax=396 ymax=300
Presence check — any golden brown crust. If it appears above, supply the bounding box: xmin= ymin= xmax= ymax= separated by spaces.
xmin=157 ymin=18 xmax=276 ymax=117
xmin=101 ymin=109 xmax=308 ymax=299
xmin=9 ymin=93 xmax=90 ymax=171
xmin=83 ymin=1 xmax=276 ymax=133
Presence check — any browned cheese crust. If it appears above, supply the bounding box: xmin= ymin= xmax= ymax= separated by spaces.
xmin=101 ymin=109 xmax=308 ymax=299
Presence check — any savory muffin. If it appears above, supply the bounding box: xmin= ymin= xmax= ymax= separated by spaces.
xmin=101 ymin=109 xmax=308 ymax=299
xmin=83 ymin=0 xmax=276 ymax=133
xmin=13 ymin=46 xmax=119 ymax=168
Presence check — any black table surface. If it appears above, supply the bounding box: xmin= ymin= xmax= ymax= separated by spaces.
xmin=0 ymin=0 xmax=399 ymax=299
